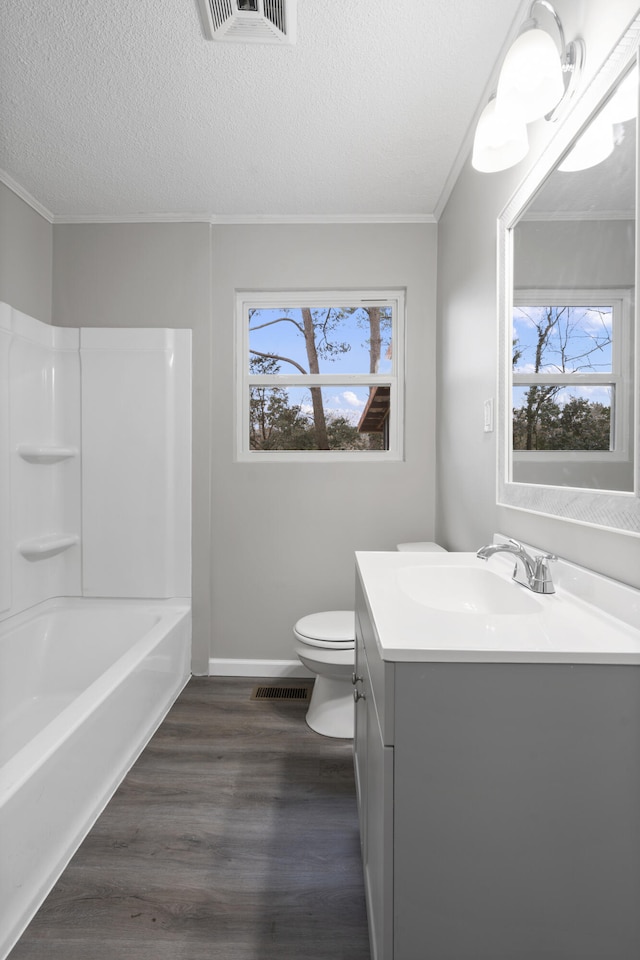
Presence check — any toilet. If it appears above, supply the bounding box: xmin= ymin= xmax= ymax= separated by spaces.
xmin=294 ymin=541 xmax=447 ymax=738
xmin=294 ymin=610 xmax=356 ymax=739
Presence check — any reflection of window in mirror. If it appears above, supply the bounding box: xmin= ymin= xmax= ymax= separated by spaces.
xmin=509 ymin=63 xmax=636 ymax=494
xmin=511 ymin=290 xmax=633 ymax=491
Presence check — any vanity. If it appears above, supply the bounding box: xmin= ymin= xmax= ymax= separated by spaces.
xmin=353 ymin=547 xmax=640 ymax=960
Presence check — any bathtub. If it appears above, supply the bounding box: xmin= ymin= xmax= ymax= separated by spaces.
xmin=0 ymin=596 xmax=191 ymax=959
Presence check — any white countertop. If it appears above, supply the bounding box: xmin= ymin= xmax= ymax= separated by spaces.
xmin=355 ymin=550 xmax=640 ymax=664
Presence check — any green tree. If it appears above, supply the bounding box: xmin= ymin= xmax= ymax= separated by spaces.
xmin=326 ymin=414 xmax=383 ymax=451
xmin=513 ymin=393 xmax=611 ymax=451
xmin=557 ymin=398 xmax=610 ymax=450
xmin=249 ymin=357 xmax=309 ymax=450
xmin=249 ymin=356 xmax=385 ymax=451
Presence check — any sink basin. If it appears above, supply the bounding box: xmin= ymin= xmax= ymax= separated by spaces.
xmin=397 ymin=564 xmax=543 ymax=615
xmin=356 ymin=549 xmax=640 ymax=663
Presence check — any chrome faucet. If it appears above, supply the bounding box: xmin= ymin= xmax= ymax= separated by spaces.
xmin=477 ymin=538 xmax=557 ymax=594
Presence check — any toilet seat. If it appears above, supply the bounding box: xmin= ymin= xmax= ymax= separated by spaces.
xmin=293 ymin=610 xmax=355 ymax=650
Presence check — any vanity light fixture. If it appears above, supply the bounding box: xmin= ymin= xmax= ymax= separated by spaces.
xmin=471 ymin=98 xmax=529 ymax=173
xmin=559 ymin=64 xmax=638 ymax=172
xmin=472 ymin=0 xmax=584 ymax=172
xmin=605 ymin=64 xmax=639 ymax=124
xmin=557 ymin=112 xmax=614 ymax=172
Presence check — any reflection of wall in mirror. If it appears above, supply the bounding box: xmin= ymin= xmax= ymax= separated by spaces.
xmin=514 ymin=219 xmax=634 ymax=289
xmin=512 ymin=219 xmax=634 ymax=492
xmin=511 ymin=456 xmax=634 ymax=490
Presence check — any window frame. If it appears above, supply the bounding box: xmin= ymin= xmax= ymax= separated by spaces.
xmin=511 ymin=287 xmax=633 ymax=464
xmin=235 ymin=289 xmax=405 ymax=462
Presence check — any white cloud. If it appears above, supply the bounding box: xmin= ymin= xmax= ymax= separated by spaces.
xmin=581 ymin=307 xmax=613 ymax=332
xmin=342 ymin=390 xmax=365 ymax=409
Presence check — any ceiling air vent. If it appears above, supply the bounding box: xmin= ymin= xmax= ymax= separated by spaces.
xmin=197 ymin=0 xmax=297 ymax=44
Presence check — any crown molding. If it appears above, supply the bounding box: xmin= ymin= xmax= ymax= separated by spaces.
xmin=54 ymin=212 xmax=436 ymax=225
xmin=521 ymin=210 xmax=634 ymax=222
xmin=0 ymin=170 xmax=435 ymax=225
xmin=0 ymin=169 xmax=435 ymax=225
xmin=54 ymin=213 xmax=214 ymax=224
xmin=208 ymin=213 xmax=436 ymax=224
xmin=0 ymin=169 xmax=54 ymax=223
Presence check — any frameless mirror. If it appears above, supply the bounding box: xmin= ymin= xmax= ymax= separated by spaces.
xmin=498 ymin=17 xmax=640 ymax=533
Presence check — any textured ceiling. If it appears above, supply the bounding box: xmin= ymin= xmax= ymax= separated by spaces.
xmin=0 ymin=0 xmax=525 ymax=221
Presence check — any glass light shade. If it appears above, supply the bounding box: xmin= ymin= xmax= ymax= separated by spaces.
xmin=558 ymin=114 xmax=615 ymax=172
xmin=496 ymin=27 xmax=565 ymax=123
xmin=602 ymin=66 xmax=638 ymax=124
xmin=472 ymin=99 xmax=529 ymax=173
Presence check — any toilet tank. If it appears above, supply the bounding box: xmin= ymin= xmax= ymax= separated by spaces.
xmin=396 ymin=542 xmax=447 ymax=552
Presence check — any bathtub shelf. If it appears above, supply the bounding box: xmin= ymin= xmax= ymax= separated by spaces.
xmin=18 ymin=534 xmax=80 ymax=561
xmin=17 ymin=444 xmax=79 ymax=464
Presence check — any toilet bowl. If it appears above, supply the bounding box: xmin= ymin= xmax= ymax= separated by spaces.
xmin=294 ymin=542 xmax=447 ymax=739
xmin=294 ymin=611 xmax=355 ymax=739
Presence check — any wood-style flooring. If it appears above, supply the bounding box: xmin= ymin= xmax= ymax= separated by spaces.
xmin=8 ymin=677 xmax=371 ymax=960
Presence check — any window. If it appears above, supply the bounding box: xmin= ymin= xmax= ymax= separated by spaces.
xmin=236 ymin=290 xmax=405 ymax=460
xmin=511 ymin=288 xmax=632 ymax=460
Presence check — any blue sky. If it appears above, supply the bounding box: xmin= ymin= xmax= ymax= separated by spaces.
xmin=512 ymin=305 xmax=613 ymax=375
xmin=512 ymin=304 xmax=613 ymax=408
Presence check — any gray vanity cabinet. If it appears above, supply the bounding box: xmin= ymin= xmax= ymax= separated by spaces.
xmin=354 ymin=573 xmax=640 ymax=960
xmin=354 ymin=597 xmax=394 ymax=960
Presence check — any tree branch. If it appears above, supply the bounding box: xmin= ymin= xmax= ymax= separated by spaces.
xmin=249 ymin=348 xmax=308 ymax=375
xmin=249 ymin=316 xmax=304 ymax=335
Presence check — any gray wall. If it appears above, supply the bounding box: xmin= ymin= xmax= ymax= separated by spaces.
xmin=52 ymin=221 xmax=437 ymax=670
xmin=514 ymin=219 xmax=635 ymax=289
xmin=53 ymin=222 xmax=213 ymax=673
xmin=436 ymin=0 xmax=640 ymax=589
xmin=0 ymin=181 xmax=52 ymax=323
xmin=210 ymin=223 xmax=437 ymax=665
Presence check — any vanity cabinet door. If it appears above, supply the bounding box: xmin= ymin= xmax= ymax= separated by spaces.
xmin=354 ymin=606 xmax=394 ymax=960
xmin=353 ymin=615 xmax=367 ymax=855
xmin=363 ymin=682 xmax=394 ymax=960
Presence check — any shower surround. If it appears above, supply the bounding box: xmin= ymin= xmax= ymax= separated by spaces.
xmin=0 ymin=303 xmax=192 ymax=959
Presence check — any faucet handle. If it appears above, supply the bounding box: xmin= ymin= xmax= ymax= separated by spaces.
xmin=532 ymin=553 xmax=557 ymax=594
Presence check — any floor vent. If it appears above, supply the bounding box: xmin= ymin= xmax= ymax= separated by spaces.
xmin=251 ymin=683 xmax=313 ymax=701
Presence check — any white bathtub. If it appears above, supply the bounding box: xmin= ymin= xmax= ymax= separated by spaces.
xmin=0 ymin=597 xmax=191 ymax=959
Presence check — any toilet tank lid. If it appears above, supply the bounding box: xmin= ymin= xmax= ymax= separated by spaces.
xmin=396 ymin=541 xmax=447 ymax=552
xmin=294 ymin=610 xmax=355 ymax=642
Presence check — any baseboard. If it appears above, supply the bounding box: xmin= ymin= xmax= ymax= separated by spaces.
xmin=209 ymin=658 xmax=312 ymax=678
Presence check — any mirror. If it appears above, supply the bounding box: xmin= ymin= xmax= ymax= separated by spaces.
xmin=512 ymin=68 xmax=635 ymax=493
xmin=498 ymin=16 xmax=640 ymax=533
